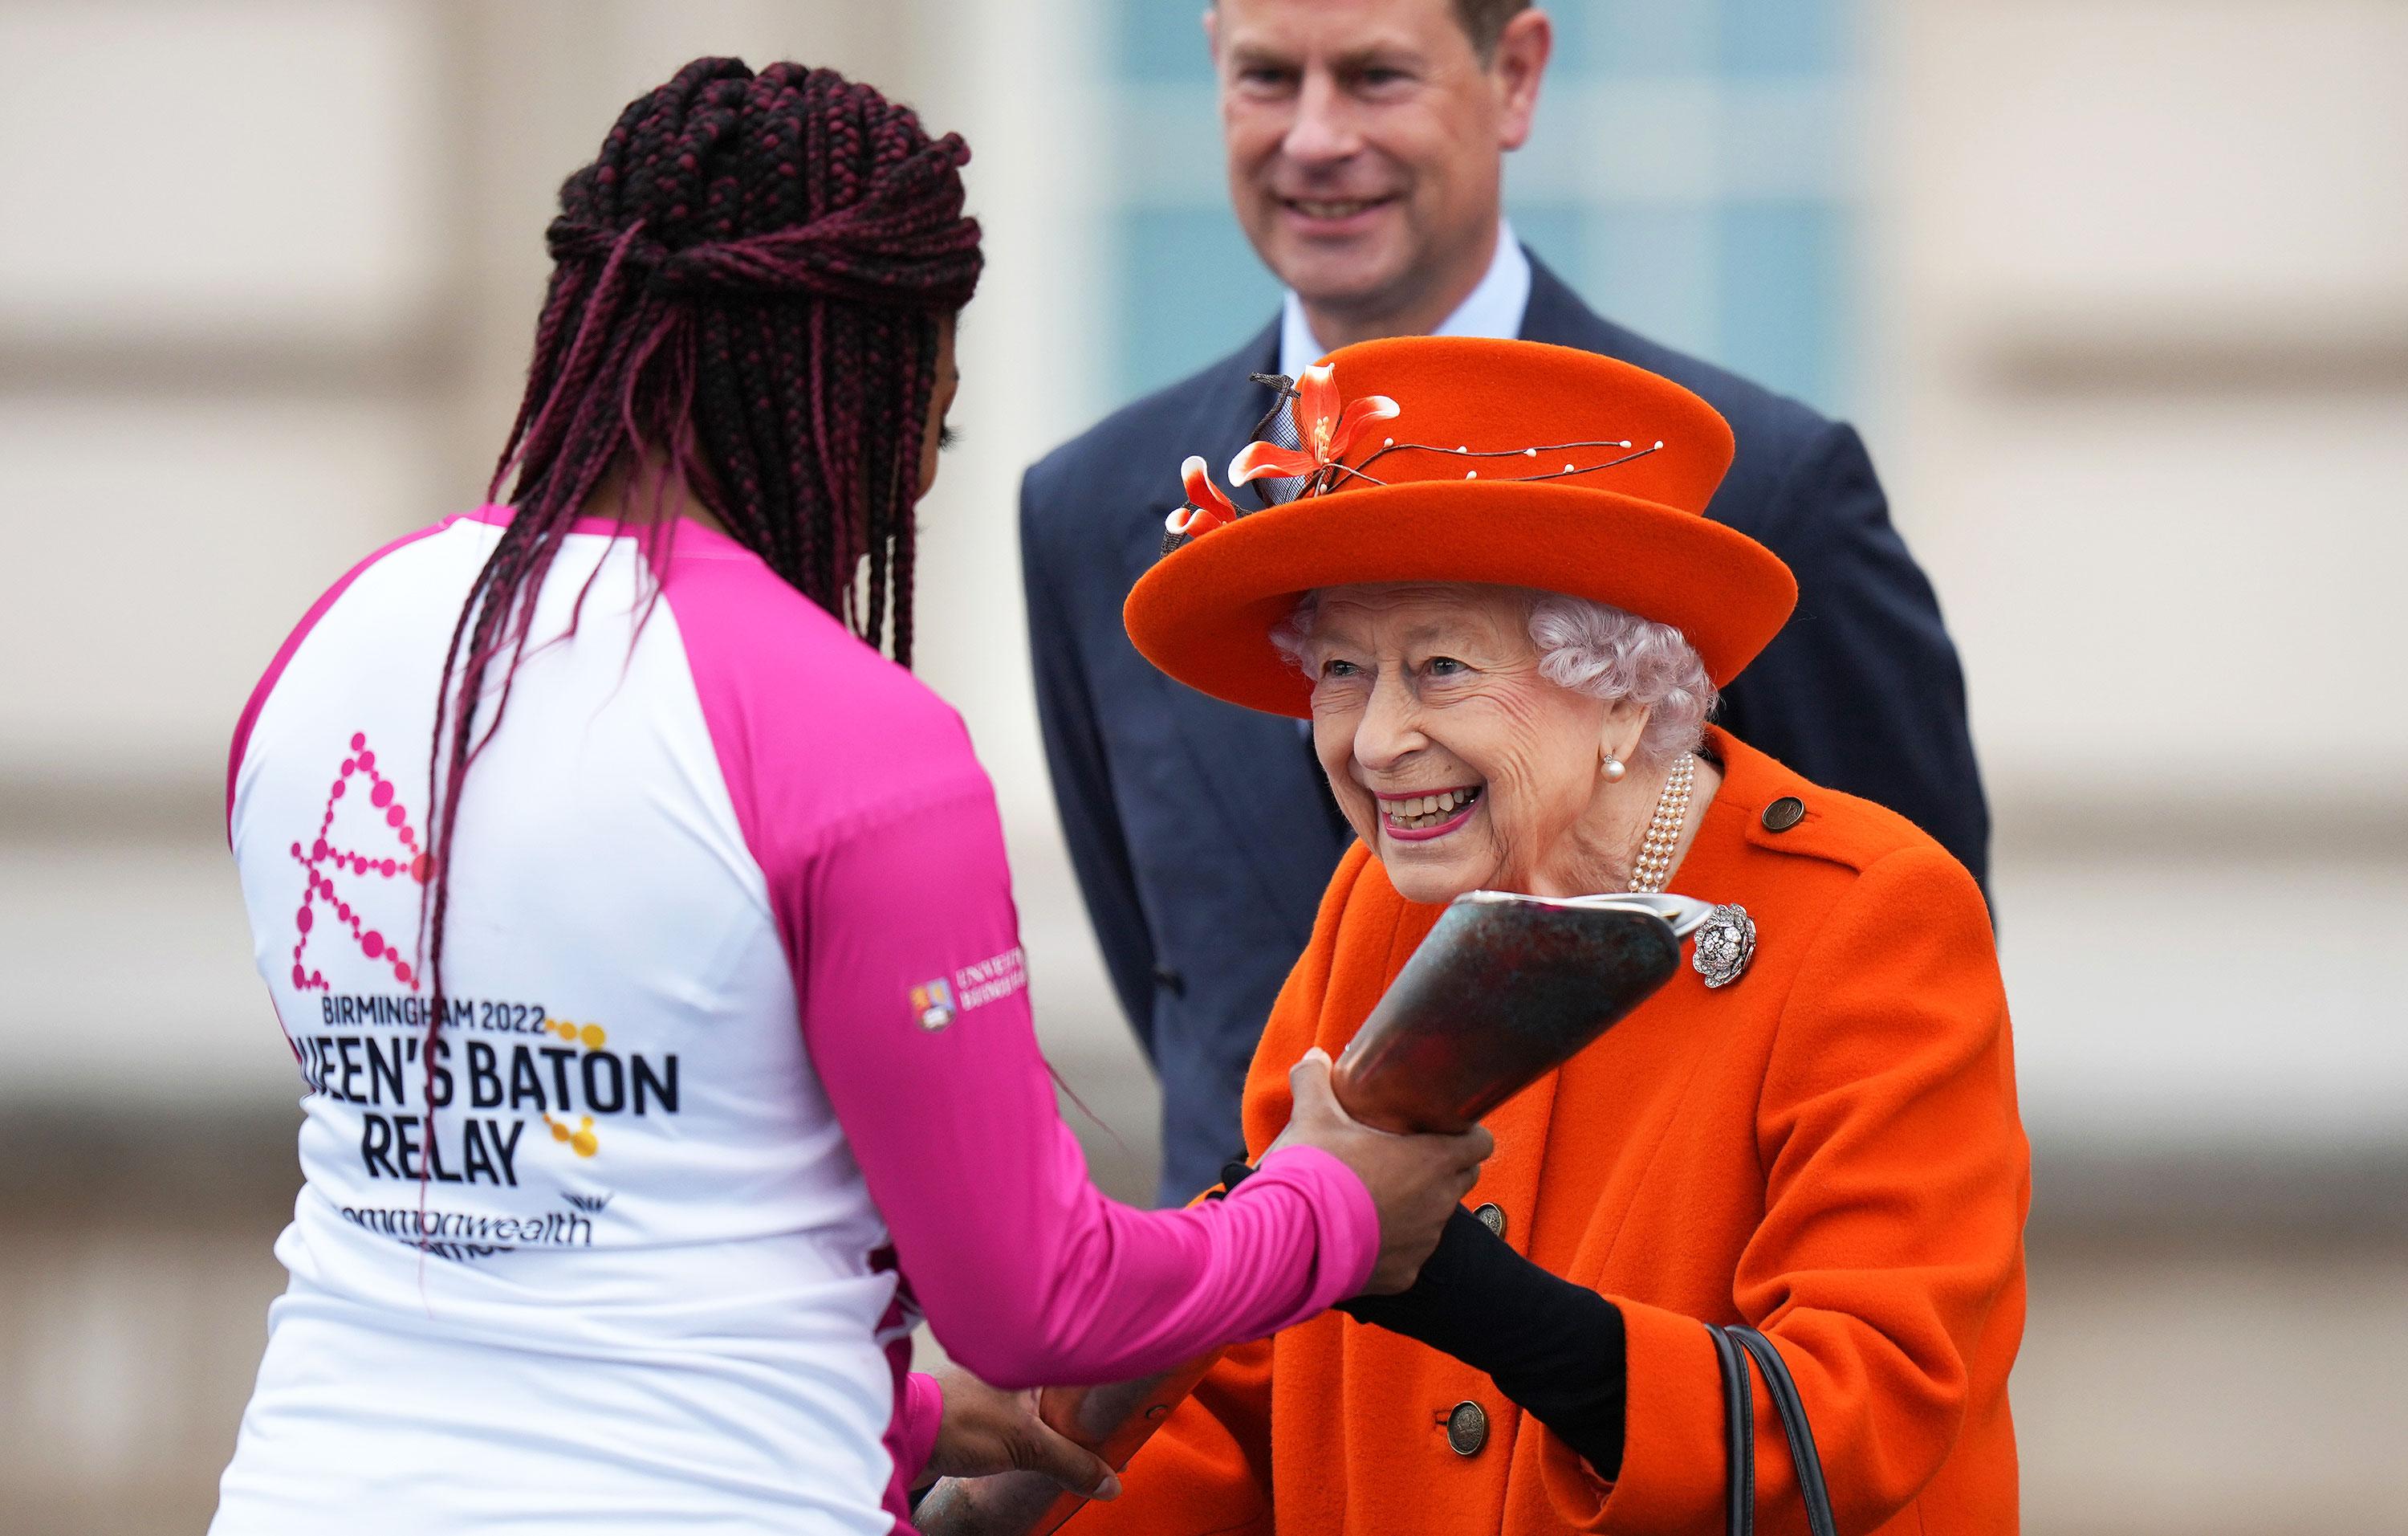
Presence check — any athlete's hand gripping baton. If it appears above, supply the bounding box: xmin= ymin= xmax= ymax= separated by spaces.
xmin=914 ymin=892 xmax=1717 ymax=1535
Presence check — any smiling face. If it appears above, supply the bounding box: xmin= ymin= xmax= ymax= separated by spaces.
xmin=1299 ymin=583 xmax=1648 ymax=903
xmin=1209 ymin=0 xmax=1549 ymax=341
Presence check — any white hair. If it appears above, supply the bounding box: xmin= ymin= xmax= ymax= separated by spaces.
xmin=1269 ymin=585 xmax=1717 ymax=768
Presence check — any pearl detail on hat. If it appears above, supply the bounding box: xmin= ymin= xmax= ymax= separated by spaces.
xmin=1324 ymin=436 xmax=1660 ymax=492
xmin=1130 ymin=339 xmax=1796 ymax=728
xmin=1630 ymin=754 xmax=1696 ymax=894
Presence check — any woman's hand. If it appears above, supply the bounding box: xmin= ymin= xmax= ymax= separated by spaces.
xmin=1265 ymin=1048 xmax=1494 ymax=1294
xmin=920 ymin=1366 xmax=1122 ymax=1501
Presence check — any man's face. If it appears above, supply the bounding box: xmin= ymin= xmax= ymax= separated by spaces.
xmin=1210 ymin=0 xmax=1543 ymax=326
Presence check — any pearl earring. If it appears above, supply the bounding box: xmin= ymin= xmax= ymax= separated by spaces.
xmin=1601 ymin=751 xmax=1627 ymax=783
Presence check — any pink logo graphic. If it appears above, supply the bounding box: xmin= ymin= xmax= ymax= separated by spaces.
xmin=288 ymin=731 xmax=432 ymax=992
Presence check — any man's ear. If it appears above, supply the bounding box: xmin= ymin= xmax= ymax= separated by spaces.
xmin=1492 ymin=8 xmax=1553 ymax=151
xmin=1203 ymin=4 xmax=1220 ymax=65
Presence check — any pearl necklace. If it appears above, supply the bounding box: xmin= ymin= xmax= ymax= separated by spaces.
xmin=1629 ymin=753 xmax=1696 ymax=894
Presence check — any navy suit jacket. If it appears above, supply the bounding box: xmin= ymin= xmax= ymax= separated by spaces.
xmin=1021 ymin=255 xmax=1988 ymax=1204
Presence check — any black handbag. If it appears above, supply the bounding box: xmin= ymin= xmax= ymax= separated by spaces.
xmin=1707 ymin=1324 xmax=1838 ymax=1536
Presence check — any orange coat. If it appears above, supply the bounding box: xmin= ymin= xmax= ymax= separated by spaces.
xmin=1069 ymin=730 xmax=2028 ymax=1535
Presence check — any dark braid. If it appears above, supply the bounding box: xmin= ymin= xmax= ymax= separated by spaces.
xmin=412 ymin=61 xmax=981 ymax=1208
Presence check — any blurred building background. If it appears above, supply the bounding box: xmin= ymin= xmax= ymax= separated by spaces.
xmin=2 ymin=0 xmax=2402 ymax=1530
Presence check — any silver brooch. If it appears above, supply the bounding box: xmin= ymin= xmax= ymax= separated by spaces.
xmin=1691 ymin=903 xmax=1756 ymax=988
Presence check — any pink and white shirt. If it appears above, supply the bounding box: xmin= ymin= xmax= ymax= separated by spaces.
xmin=214 ymin=508 xmax=1377 ymax=1535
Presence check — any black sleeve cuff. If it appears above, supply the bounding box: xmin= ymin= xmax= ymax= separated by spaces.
xmin=1338 ymin=1205 xmax=1628 ymax=1478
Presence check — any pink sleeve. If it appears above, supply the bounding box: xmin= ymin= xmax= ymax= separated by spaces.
xmin=891 ymin=1371 xmax=945 ymax=1489
xmin=795 ymin=778 xmax=1377 ymax=1388
xmin=656 ymin=533 xmax=1376 ymax=1389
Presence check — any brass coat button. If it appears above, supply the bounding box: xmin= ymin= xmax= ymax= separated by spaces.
xmin=1446 ymin=1400 xmax=1488 ymax=1456
xmin=1473 ymin=1203 xmax=1507 ymax=1239
xmin=1761 ymin=796 xmax=1806 ymax=832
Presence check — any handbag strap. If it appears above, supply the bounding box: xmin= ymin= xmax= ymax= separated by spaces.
xmin=1707 ymin=1325 xmax=1755 ymax=1536
xmin=1729 ymin=1326 xmax=1837 ymax=1536
xmin=1707 ymin=1324 xmax=1838 ymax=1536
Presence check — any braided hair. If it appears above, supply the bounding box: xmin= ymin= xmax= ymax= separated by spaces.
xmin=415 ymin=59 xmax=981 ymax=1158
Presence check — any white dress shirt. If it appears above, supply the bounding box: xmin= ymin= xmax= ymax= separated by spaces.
xmin=1277 ymin=218 xmax=1532 ymax=381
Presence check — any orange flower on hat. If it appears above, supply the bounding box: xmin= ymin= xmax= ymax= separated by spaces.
xmin=1166 ymin=454 xmax=1239 ymax=538
xmin=1227 ymin=362 xmax=1399 ymax=493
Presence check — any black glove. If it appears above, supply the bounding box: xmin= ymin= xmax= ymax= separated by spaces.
xmin=1224 ymin=1161 xmax=1627 ymax=1477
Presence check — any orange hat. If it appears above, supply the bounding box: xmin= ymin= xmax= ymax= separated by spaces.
xmin=1124 ymin=336 xmax=1799 ymax=719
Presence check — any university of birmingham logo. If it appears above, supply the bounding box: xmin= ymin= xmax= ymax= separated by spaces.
xmin=909 ymin=979 xmax=958 ymax=1032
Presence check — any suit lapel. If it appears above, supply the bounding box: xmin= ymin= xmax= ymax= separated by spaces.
xmin=1112 ymin=324 xmax=1283 ymax=587
xmin=1517 ymin=251 xmax=1617 ymax=352
xmin=1132 ymin=324 xmax=1348 ymax=931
